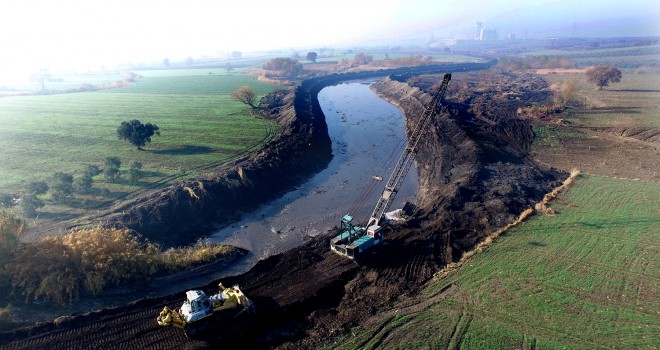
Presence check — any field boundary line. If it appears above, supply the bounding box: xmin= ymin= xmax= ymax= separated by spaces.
xmin=433 ymin=168 xmax=582 ymax=281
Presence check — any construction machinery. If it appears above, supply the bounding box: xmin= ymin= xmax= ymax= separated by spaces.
xmin=157 ymin=283 xmax=253 ymax=337
xmin=331 ymin=73 xmax=452 ymax=259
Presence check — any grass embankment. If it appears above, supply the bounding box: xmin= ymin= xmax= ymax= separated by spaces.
xmin=0 ymin=70 xmax=279 ymax=220
xmin=328 ymin=175 xmax=659 ymax=349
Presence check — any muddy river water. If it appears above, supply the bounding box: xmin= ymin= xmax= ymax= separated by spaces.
xmin=206 ymin=79 xmax=417 ymax=270
xmin=13 ymin=79 xmax=419 ymax=321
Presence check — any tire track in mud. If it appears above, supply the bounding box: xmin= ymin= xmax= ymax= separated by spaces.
xmin=0 ymin=297 xmax=192 ymax=350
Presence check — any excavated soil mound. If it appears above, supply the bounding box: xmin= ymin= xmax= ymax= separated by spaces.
xmin=0 ymin=67 xmax=565 ymax=350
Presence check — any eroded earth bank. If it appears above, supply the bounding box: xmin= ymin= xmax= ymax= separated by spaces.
xmin=0 ymin=67 xmax=566 ymax=349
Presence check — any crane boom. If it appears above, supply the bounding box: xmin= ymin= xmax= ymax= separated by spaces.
xmin=366 ymin=73 xmax=451 ymax=227
xmin=330 ymin=73 xmax=452 ymax=259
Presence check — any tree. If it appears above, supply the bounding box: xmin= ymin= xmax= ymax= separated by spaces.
xmin=74 ymin=174 xmax=93 ymax=194
xmin=104 ymin=157 xmax=121 ymax=182
xmin=352 ymin=53 xmax=373 ymax=66
xmin=306 ymin=52 xmax=318 ymax=63
xmin=30 ymin=69 xmax=50 ymax=91
xmin=84 ymin=165 xmax=102 ymax=178
xmin=50 ymin=172 xmax=74 ymax=203
xmin=20 ymin=194 xmax=44 ymax=218
xmin=128 ymin=161 xmax=143 ymax=183
xmin=263 ymin=57 xmax=303 ymax=77
xmin=20 ymin=181 xmax=48 ymax=218
xmin=585 ymin=66 xmax=622 ymax=90
xmin=25 ymin=181 xmax=48 ymax=197
xmin=117 ymin=120 xmax=160 ymax=150
xmin=73 ymin=164 xmax=101 ymax=194
xmin=231 ymin=86 xmax=258 ymax=109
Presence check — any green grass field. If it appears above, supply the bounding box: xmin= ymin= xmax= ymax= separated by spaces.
xmin=0 ymin=70 xmax=279 ymax=208
xmin=328 ymin=175 xmax=660 ymax=349
xmin=314 ymin=53 xmax=483 ymax=63
xmin=522 ymin=45 xmax=660 ymax=68
xmin=544 ymin=72 xmax=660 ymax=129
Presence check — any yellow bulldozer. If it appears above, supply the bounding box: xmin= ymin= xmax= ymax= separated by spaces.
xmin=157 ymin=283 xmax=253 ymax=337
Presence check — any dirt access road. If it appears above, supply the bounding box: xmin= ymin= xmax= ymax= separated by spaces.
xmin=0 ymin=70 xmax=564 ymax=349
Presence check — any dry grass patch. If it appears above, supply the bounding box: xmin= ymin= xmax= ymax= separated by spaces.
xmin=5 ymin=227 xmax=237 ymax=305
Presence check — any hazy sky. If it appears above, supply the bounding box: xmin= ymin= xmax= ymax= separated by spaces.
xmin=0 ymin=0 xmax=658 ymax=84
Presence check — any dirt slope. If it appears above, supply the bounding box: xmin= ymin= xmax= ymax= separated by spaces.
xmin=0 ymin=68 xmax=563 ymax=349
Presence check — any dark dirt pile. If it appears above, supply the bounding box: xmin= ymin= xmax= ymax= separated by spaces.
xmin=0 ymin=66 xmax=565 ymax=350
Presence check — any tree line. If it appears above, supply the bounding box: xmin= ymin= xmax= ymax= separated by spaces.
xmin=0 ymin=157 xmax=146 ymax=218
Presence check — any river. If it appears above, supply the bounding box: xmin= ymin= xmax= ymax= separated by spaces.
xmin=150 ymin=79 xmax=419 ymax=294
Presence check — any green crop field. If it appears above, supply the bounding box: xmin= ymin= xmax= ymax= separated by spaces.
xmin=329 ymin=175 xmax=660 ymax=349
xmin=0 ymin=70 xmax=279 ymax=214
xmin=522 ymin=45 xmax=660 ymax=68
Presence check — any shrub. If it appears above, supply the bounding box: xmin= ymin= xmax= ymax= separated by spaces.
xmin=0 ymin=211 xmax=22 ymax=259
xmin=7 ymin=228 xmax=234 ymax=305
xmin=128 ymin=161 xmax=143 ymax=183
xmin=104 ymin=157 xmax=121 ymax=181
xmin=50 ymin=172 xmax=74 ymax=203
xmin=74 ymin=173 xmax=93 ymax=194
xmin=263 ymin=57 xmax=303 ymax=77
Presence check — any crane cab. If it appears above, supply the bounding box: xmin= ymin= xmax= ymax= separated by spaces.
xmin=330 ymin=215 xmax=383 ymax=259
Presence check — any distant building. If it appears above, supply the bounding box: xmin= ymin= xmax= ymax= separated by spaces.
xmin=479 ymin=28 xmax=498 ymax=40
xmin=475 ymin=22 xmax=498 ymax=41
xmin=475 ymin=22 xmax=483 ymax=40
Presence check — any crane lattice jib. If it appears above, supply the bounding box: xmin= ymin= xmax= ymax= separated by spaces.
xmin=366 ymin=73 xmax=451 ymax=227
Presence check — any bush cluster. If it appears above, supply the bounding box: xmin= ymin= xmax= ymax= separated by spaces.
xmin=1 ymin=217 xmax=234 ymax=306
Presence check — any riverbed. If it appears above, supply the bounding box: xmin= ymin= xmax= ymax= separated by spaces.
xmin=202 ymin=79 xmax=419 ymax=277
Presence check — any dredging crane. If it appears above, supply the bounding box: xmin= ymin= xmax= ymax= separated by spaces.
xmin=330 ymin=73 xmax=452 ymax=259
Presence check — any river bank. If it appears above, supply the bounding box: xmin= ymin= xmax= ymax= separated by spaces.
xmin=98 ymin=62 xmax=497 ymax=247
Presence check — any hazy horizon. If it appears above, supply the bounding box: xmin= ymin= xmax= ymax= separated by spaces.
xmin=1 ymin=0 xmax=658 ymax=84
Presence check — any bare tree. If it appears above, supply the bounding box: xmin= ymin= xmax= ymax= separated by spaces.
xmin=585 ymin=66 xmax=622 ymax=90
xmin=550 ymin=78 xmax=578 ymax=106
xmin=231 ymin=86 xmax=258 ymax=109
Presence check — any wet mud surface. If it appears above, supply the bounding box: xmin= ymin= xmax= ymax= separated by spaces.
xmin=0 ymin=64 xmax=569 ymax=349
